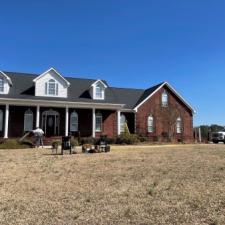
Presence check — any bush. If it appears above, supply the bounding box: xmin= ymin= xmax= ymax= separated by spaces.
xmin=80 ymin=137 xmax=98 ymax=145
xmin=21 ymin=140 xmax=35 ymax=148
xmin=116 ymin=133 xmax=139 ymax=145
xmin=51 ymin=140 xmax=61 ymax=149
xmin=138 ymin=135 xmax=149 ymax=142
xmin=105 ymin=137 xmax=116 ymax=144
xmin=70 ymin=138 xmax=79 ymax=147
xmin=0 ymin=139 xmax=34 ymax=149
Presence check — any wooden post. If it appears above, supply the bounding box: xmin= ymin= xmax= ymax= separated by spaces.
xmin=199 ymin=127 xmax=202 ymax=143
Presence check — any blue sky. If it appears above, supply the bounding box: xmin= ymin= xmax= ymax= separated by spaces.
xmin=1 ymin=0 xmax=225 ymax=126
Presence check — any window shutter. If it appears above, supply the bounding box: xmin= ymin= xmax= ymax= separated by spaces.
xmin=0 ymin=79 xmax=4 ymax=92
xmin=45 ymin=83 xmax=47 ymax=95
xmin=0 ymin=110 xmax=3 ymax=131
xmin=70 ymin=111 xmax=78 ymax=132
xmin=56 ymin=83 xmax=58 ymax=96
xmin=24 ymin=109 xmax=33 ymax=132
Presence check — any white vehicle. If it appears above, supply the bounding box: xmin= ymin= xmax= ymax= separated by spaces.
xmin=211 ymin=132 xmax=225 ymax=144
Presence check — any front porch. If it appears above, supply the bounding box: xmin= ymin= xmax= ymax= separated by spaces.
xmin=0 ymin=104 xmax=135 ymax=139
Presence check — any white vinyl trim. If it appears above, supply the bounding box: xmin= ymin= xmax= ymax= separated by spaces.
xmin=91 ymin=79 xmax=107 ymax=88
xmin=0 ymin=71 xmax=13 ymax=86
xmin=0 ymin=98 xmax=125 ymax=110
xmin=33 ymin=67 xmax=70 ymax=87
xmin=134 ymin=82 xmax=196 ymax=113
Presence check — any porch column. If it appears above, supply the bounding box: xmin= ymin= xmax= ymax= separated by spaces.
xmin=117 ymin=110 xmax=121 ymax=135
xmin=65 ymin=107 xmax=69 ymax=136
xmin=4 ymin=104 xmax=9 ymax=138
xmin=92 ymin=108 xmax=96 ymax=138
xmin=36 ymin=105 xmax=40 ymax=128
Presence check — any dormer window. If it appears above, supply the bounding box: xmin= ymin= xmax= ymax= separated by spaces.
xmin=95 ymin=85 xmax=104 ymax=99
xmin=0 ymin=78 xmax=4 ymax=93
xmin=91 ymin=80 xmax=107 ymax=100
xmin=45 ymin=79 xmax=58 ymax=96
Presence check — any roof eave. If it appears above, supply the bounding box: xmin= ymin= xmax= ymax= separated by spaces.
xmin=33 ymin=67 xmax=71 ymax=87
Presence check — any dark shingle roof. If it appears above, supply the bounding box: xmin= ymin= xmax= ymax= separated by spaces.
xmin=1 ymin=71 xmax=163 ymax=109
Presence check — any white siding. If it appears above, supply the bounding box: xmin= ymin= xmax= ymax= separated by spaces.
xmin=35 ymin=70 xmax=68 ymax=98
xmin=0 ymin=75 xmax=10 ymax=94
xmin=92 ymin=81 xmax=106 ymax=100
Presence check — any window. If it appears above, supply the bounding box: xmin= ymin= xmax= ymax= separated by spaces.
xmin=147 ymin=115 xmax=154 ymax=133
xmin=24 ymin=109 xmax=33 ymax=132
xmin=0 ymin=110 xmax=3 ymax=131
xmin=162 ymin=91 xmax=168 ymax=107
xmin=45 ymin=79 xmax=58 ymax=96
xmin=120 ymin=114 xmax=126 ymax=133
xmin=0 ymin=78 xmax=4 ymax=93
xmin=95 ymin=112 xmax=102 ymax=132
xmin=70 ymin=111 xmax=78 ymax=132
xmin=176 ymin=117 xmax=182 ymax=134
xmin=95 ymin=84 xmax=104 ymax=99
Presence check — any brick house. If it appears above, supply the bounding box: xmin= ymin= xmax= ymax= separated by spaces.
xmin=0 ymin=68 xmax=195 ymax=142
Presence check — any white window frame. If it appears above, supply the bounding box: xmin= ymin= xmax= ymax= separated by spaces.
xmin=95 ymin=112 xmax=102 ymax=132
xmin=176 ymin=117 xmax=182 ymax=134
xmin=45 ymin=79 xmax=58 ymax=96
xmin=147 ymin=115 xmax=154 ymax=133
xmin=70 ymin=111 xmax=78 ymax=132
xmin=24 ymin=109 xmax=34 ymax=132
xmin=94 ymin=84 xmax=105 ymax=100
xmin=162 ymin=90 xmax=168 ymax=107
xmin=120 ymin=114 xmax=126 ymax=133
xmin=0 ymin=78 xmax=4 ymax=93
xmin=0 ymin=109 xmax=3 ymax=131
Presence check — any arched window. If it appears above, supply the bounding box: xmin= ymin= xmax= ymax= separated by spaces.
xmin=176 ymin=117 xmax=182 ymax=134
xmin=95 ymin=112 xmax=102 ymax=132
xmin=0 ymin=78 xmax=4 ymax=93
xmin=24 ymin=109 xmax=33 ymax=132
xmin=120 ymin=114 xmax=126 ymax=133
xmin=147 ymin=115 xmax=154 ymax=133
xmin=45 ymin=79 xmax=58 ymax=96
xmin=162 ymin=90 xmax=168 ymax=107
xmin=70 ymin=111 xmax=78 ymax=132
xmin=0 ymin=110 xmax=3 ymax=131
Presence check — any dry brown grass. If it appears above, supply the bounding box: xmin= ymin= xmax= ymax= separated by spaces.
xmin=1 ymin=144 xmax=225 ymax=225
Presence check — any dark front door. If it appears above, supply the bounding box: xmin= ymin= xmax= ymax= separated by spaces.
xmin=46 ymin=115 xmax=55 ymax=136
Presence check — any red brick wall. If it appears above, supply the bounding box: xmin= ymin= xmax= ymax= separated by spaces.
xmin=136 ymin=85 xmax=194 ymax=142
xmin=95 ymin=110 xmax=117 ymax=138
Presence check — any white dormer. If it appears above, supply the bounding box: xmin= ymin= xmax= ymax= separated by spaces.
xmin=0 ymin=71 xmax=13 ymax=94
xmin=91 ymin=79 xmax=107 ymax=100
xmin=33 ymin=68 xmax=70 ymax=98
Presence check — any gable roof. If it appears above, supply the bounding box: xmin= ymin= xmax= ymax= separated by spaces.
xmin=0 ymin=71 xmax=13 ymax=86
xmin=91 ymin=79 xmax=108 ymax=88
xmin=33 ymin=68 xmax=70 ymax=87
xmin=133 ymin=81 xmax=196 ymax=113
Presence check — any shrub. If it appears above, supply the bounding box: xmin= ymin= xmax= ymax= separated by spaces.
xmin=80 ymin=137 xmax=98 ymax=145
xmin=105 ymin=137 xmax=116 ymax=144
xmin=138 ymin=135 xmax=149 ymax=142
xmin=21 ymin=140 xmax=35 ymax=148
xmin=70 ymin=138 xmax=79 ymax=147
xmin=0 ymin=139 xmax=34 ymax=149
xmin=51 ymin=140 xmax=61 ymax=149
xmin=116 ymin=133 xmax=139 ymax=145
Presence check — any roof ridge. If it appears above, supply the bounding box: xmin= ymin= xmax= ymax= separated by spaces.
xmin=110 ymin=86 xmax=144 ymax=91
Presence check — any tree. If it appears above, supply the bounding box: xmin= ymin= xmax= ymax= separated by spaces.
xmin=154 ymin=103 xmax=180 ymax=142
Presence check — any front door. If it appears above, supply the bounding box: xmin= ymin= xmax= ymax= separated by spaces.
xmin=41 ymin=109 xmax=60 ymax=137
xmin=46 ymin=115 xmax=55 ymax=136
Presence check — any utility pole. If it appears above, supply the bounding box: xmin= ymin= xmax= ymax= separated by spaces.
xmin=199 ymin=127 xmax=202 ymax=143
